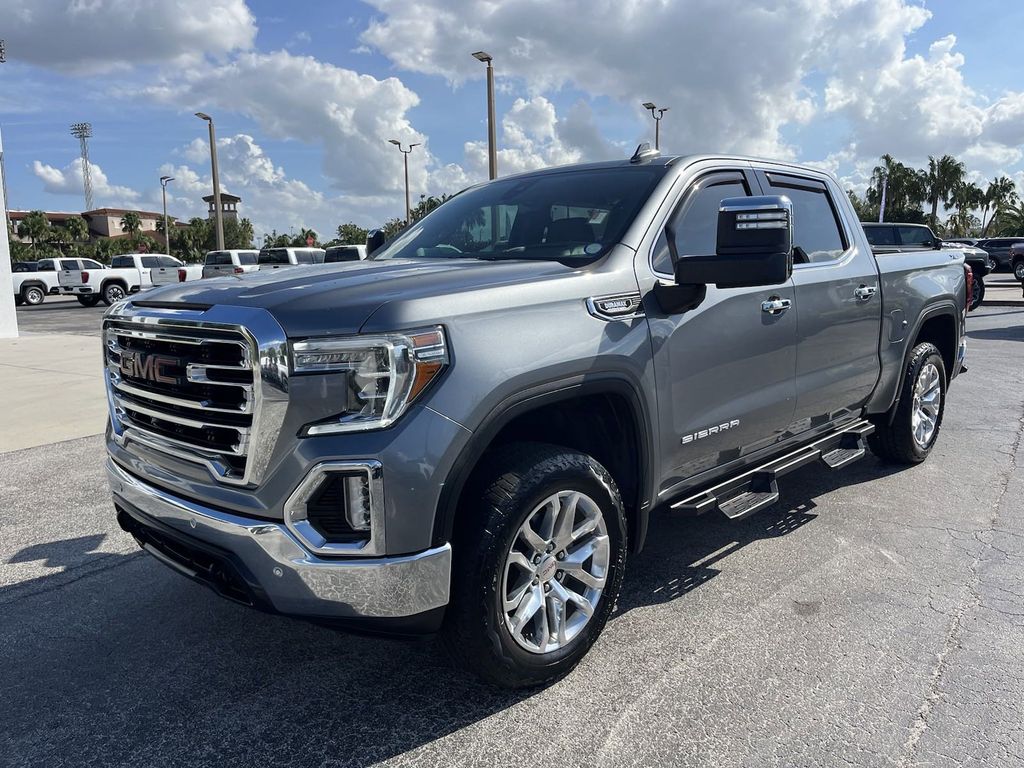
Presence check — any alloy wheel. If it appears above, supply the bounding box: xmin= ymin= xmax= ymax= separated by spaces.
xmin=911 ymin=362 xmax=942 ymax=448
xmin=501 ymin=490 xmax=610 ymax=654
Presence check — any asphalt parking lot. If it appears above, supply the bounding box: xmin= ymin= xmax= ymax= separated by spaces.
xmin=1 ymin=304 xmax=1023 ymax=767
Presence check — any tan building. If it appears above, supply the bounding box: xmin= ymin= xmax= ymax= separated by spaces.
xmin=8 ymin=208 xmax=166 ymax=243
xmin=203 ymin=192 xmax=241 ymax=222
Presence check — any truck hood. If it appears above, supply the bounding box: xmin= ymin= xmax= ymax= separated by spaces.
xmin=138 ymin=258 xmax=580 ymax=336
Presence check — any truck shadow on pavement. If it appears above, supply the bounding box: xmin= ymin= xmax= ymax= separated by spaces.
xmin=967 ymin=324 xmax=1024 ymax=343
xmin=1 ymin=456 xmax=908 ymax=768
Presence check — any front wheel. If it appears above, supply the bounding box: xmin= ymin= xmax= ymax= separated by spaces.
xmin=970 ymin=274 xmax=985 ymax=311
xmin=869 ymin=342 xmax=946 ymax=464
xmin=77 ymin=295 xmax=102 ymax=307
xmin=1014 ymin=261 xmax=1024 ymax=282
xmin=444 ymin=443 xmax=627 ymax=688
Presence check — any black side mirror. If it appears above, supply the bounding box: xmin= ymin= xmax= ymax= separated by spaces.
xmin=366 ymin=229 xmax=386 ymax=257
xmin=673 ymin=195 xmax=794 ymax=289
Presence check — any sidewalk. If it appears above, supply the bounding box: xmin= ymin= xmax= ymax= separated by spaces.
xmin=984 ymin=275 xmax=1024 ymax=307
xmin=0 ymin=334 xmax=107 ymax=453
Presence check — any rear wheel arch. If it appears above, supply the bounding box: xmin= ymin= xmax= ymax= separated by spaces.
xmin=436 ymin=376 xmax=654 ymax=554
xmin=891 ymin=304 xmax=958 ymax=413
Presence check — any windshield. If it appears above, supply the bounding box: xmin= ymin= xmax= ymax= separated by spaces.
xmin=372 ymin=166 xmax=665 ymax=263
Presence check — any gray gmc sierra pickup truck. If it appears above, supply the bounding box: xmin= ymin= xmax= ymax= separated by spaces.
xmin=103 ymin=150 xmax=968 ymax=687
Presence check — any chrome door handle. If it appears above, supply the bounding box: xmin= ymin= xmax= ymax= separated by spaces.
xmin=855 ymin=285 xmax=877 ymax=300
xmin=761 ymin=297 xmax=792 ymax=314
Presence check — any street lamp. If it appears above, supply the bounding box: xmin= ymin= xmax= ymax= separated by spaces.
xmin=642 ymin=102 xmax=669 ymax=151
xmin=159 ymin=176 xmax=174 ymax=255
xmin=471 ymin=51 xmax=498 ymax=179
xmin=389 ymin=139 xmax=420 ymax=223
xmin=195 ymin=112 xmax=225 ymax=250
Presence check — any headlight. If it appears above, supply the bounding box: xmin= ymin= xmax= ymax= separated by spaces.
xmin=291 ymin=326 xmax=448 ymax=435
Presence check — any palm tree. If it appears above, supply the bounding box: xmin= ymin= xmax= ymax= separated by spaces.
xmin=980 ymin=176 xmax=1019 ymax=236
xmin=869 ymin=155 xmax=926 ymax=221
xmin=119 ymin=211 xmax=142 ymax=242
xmin=17 ymin=211 xmax=51 ymax=253
xmin=996 ymin=201 xmax=1024 ymax=237
xmin=946 ymin=181 xmax=985 ymax=236
xmin=63 ymin=216 xmax=90 ymax=254
xmin=923 ymin=155 xmax=965 ymax=227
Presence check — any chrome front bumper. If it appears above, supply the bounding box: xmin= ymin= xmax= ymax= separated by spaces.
xmin=106 ymin=459 xmax=451 ymax=619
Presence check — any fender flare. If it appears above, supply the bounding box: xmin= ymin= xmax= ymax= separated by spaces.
xmin=432 ymin=373 xmax=656 ymax=553
xmin=888 ymin=300 xmax=960 ymax=420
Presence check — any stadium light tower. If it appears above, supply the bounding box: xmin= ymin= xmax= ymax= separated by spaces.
xmin=70 ymin=122 xmax=95 ymax=210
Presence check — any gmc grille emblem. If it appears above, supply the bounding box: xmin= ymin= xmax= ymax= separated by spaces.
xmin=119 ymin=352 xmax=181 ymax=385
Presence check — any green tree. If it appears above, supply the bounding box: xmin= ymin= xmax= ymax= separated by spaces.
xmin=61 ymin=216 xmax=90 ymax=255
xmin=119 ymin=211 xmax=142 ymax=243
xmin=868 ymin=155 xmax=926 ymax=222
xmin=847 ymin=189 xmax=876 ymax=222
xmin=946 ymin=180 xmax=985 ymax=236
xmin=980 ymin=176 xmax=1019 ymax=236
xmin=224 ymin=217 xmax=255 ymax=250
xmin=17 ymin=210 xmax=51 ymax=253
xmin=410 ymin=193 xmax=451 ymax=222
xmin=336 ymin=222 xmax=369 ymax=244
xmin=995 ymin=201 xmax=1024 ymax=237
xmin=262 ymin=230 xmax=291 ymax=248
xmin=923 ymin=155 xmax=965 ymax=227
xmin=290 ymin=228 xmax=319 ymax=247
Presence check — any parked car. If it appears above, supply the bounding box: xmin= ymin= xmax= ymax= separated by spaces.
xmin=150 ymin=256 xmax=198 ymax=287
xmin=12 ymin=257 xmax=103 ymax=306
xmin=324 ymin=244 xmax=367 ymax=263
xmin=863 ymin=222 xmax=989 ymax=310
xmin=201 ymin=249 xmax=260 ymax=279
xmin=60 ymin=253 xmax=168 ymax=306
xmin=256 ymin=247 xmax=326 ymax=270
xmin=1011 ymin=242 xmax=1024 ymax=282
xmin=103 ymin=151 xmax=967 ymax=688
xmin=974 ymin=237 xmax=1024 ymax=272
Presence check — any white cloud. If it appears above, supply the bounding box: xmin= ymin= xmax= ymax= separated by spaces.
xmin=3 ymin=0 xmax=256 ymax=74
xmin=32 ymin=158 xmax=141 ymax=208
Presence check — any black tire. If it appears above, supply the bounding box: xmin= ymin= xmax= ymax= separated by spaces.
xmin=102 ymin=281 xmax=127 ymax=306
xmin=1014 ymin=261 xmax=1024 ymax=282
xmin=21 ymin=284 xmax=45 ymax=306
xmin=14 ymin=295 xmax=24 ymax=307
xmin=443 ymin=442 xmax=628 ymax=688
xmin=970 ymin=274 xmax=985 ymax=311
xmin=77 ymin=295 xmax=102 ymax=307
xmin=869 ymin=342 xmax=946 ymax=464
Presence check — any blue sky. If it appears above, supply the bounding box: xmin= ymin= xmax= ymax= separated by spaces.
xmin=2 ymin=0 xmax=1022 ymax=238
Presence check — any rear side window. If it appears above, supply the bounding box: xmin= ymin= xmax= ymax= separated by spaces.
xmin=325 ymin=246 xmax=362 ymax=263
xmin=238 ymin=252 xmax=258 ymax=265
xmin=296 ymin=250 xmax=316 ymax=264
xmin=863 ymin=226 xmax=897 ymax=246
xmin=60 ymin=259 xmax=79 ymax=270
xmin=897 ymin=226 xmax=933 ymax=246
xmin=206 ymin=251 xmax=229 ymax=266
xmin=652 ymin=173 xmax=751 ymax=274
xmin=36 ymin=260 xmax=56 ymax=271
xmin=82 ymin=260 xmax=102 ymax=269
xmin=111 ymin=256 xmax=133 ymax=268
xmin=764 ymin=173 xmax=846 ymax=264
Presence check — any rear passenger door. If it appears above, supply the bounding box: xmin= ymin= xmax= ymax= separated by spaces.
xmin=756 ymin=169 xmax=882 ymax=432
xmin=642 ymin=168 xmax=798 ymax=489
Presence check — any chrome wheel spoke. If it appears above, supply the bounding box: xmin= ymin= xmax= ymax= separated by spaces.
xmin=518 ymin=522 xmax=547 ymax=555
xmin=510 ymin=584 xmax=544 ymax=636
xmin=552 ymin=492 xmax=580 ymax=549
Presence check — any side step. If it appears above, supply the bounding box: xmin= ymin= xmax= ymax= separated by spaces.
xmin=671 ymin=419 xmax=875 ymax=521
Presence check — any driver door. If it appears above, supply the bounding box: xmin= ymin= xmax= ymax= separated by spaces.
xmin=641 ymin=168 xmax=798 ymax=494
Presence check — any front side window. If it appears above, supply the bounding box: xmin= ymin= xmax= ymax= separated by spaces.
xmin=157 ymin=256 xmax=180 ymax=267
xmin=60 ymin=260 xmax=79 ymax=270
xmin=82 ymin=260 xmax=102 ymax=269
xmin=652 ymin=174 xmax=750 ymax=274
xmin=36 ymin=260 xmax=55 ymax=271
xmin=372 ymin=166 xmax=665 ymax=264
xmin=259 ymin=249 xmax=290 ymax=265
xmin=765 ymin=173 xmax=846 ymax=264
xmin=238 ymin=252 xmax=258 ymax=265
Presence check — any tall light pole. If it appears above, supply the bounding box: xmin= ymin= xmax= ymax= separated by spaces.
xmin=159 ymin=176 xmax=174 ymax=254
xmin=642 ymin=102 xmax=669 ymax=151
xmin=70 ymin=122 xmax=95 ymax=210
xmin=195 ymin=112 xmax=225 ymax=250
xmin=471 ymin=51 xmax=498 ymax=179
xmin=389 ymin=140 xmax=420 ymax=223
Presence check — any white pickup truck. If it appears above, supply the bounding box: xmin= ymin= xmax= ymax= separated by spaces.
xmin=151 ymin=258 xmax=202 ymax=287
xmin=13 ymin=257 xmax=104 ymax=306
xmin=60 ymin=253 xmax=177 ymax=306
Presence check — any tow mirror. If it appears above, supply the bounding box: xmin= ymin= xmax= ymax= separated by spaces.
xmin=366 ymin=229 xmax=386 ymax=257
xmin=672 ymin=195 xmax=794 ymax=289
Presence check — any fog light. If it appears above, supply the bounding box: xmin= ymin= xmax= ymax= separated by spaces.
xmin=283 ymin=461 xmax=384 ymax=556
xmin=344 ymin=474 xmax=371 ymax=531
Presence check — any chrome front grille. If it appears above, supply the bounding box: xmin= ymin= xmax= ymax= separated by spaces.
xmin=103 ymin=303 xmax=289 ymax=487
